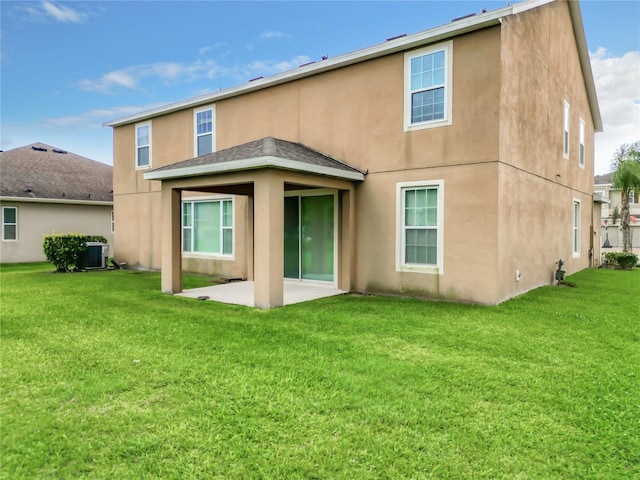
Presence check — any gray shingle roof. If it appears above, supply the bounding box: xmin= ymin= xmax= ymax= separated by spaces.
xmin=594 ymin=172 xmax=614 ymax=184
xmin=0 ymin=143 xmax=113 ymax=202
xmin=149 ymin=137 xmax=365 ymax=176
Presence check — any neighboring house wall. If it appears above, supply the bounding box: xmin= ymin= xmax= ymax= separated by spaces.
xmin=0 ymin=200 xmax=114 ymax=263
xmin=594 ymin=183 xmax=640 ymax=249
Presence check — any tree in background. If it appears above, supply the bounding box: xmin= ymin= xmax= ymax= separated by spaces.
xmin=611 ymin=141 xmax=640 ymax=252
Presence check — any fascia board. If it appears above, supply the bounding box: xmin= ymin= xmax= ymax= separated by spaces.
xmin=104 ymin=7 xmax=512 ymax=128
xmin=567 ymin=0 xmax=603 ymax=132
xmin=0 ymin=196 xmax=113 ymax=206
xmin=143 ymin=156 xmax=366 ymax=182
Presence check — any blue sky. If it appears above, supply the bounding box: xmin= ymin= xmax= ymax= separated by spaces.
xmin=1 ymin=1 xmax=639 ymax=175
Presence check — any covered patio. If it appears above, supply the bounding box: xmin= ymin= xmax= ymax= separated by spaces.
xmin=144 ymin=137 xmax=365 ymax=309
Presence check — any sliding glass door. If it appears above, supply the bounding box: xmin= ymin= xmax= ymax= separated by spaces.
xmin=284 ymin=192 xmax=335 ymax=282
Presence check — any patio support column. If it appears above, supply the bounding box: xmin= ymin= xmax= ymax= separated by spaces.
xmin=339 ymin=187 xmax=355 ymax=292
xmin=161 ymin=185 xmax=182 ymax=294
xmin=253 ymin=171 xmax=284 ymax=308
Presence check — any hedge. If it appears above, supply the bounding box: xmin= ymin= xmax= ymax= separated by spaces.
xmin=603 ymin=251 xmax=639 ymax=270
xmin=43 ymin=233 xmax=108 ymax=272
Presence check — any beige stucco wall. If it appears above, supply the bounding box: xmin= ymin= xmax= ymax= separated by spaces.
xmin=110 ymin=1 xmax=597 ymax=304
xmin=355 ymin=162 xmax=500 ymax=304
xmin=0 ymin=200 xmax=114 ymax=264
xmin=112 ymin=27 xmax=504 ymax=300
xmin=496 ymin=0 xmax=596 ymax=302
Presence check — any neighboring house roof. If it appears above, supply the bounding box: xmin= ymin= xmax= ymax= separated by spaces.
xmin=144 ymin=137 xmax=366 ymax=182
xmin=594 ymin=172 xmax=614 ymax=185
xmin=0 ymin=143 xmax=113 ymax=204
xmin=104 ymin=0 xmax=602 ymax=133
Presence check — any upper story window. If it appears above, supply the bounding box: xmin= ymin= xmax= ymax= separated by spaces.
xmin=563 ymin=100 xmax=570 ymax=158
xmin=2 ymin=206 xmax=17 ymax=241
xmin=136 ymin=122 xmax=151 ymax=169
xmin=404 ymin=42 xmax=452 ymax=131
xmin=579 ymin=118 xmax=585 ymax=168
xmin=396 ymin=180 xmax=444 ymax=274
xmin=194 ymin=105 xmax=215 ymax=156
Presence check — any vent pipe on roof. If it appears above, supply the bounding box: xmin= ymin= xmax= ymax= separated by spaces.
xmin=452 ymin=12 xmax=477 ymax=22
xmin=386 ymin=33 xmax=407 ymax=42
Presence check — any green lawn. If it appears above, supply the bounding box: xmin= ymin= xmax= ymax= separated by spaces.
xmin=1 ymin=263 xmax=638 ymax=479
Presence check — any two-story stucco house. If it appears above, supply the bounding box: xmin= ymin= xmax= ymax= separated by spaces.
xmin=105 ymin=0 xmax=601 ymax=308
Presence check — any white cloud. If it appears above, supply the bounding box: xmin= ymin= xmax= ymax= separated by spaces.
xmin=590 ymin=48 xmax=640 ymax=173
xmin=41 ymin=1 xmax=87 ymax=23
xmin=78 ymin=56 xmax=312 ymax=94
xmin=38 ymin=105 xmax=164 ymax=128
xmin=18 ymin=1 xmax=88 ymax=24
xmin=259 ymin=30 xmax=291 ymax=40
xmin=78 ymin=60 xmax=224 ymax=94
xmin=199 ymin=43 xmax=226 ymax=56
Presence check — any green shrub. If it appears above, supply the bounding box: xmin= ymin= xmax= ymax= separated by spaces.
xmin=43 ymin=234 xmax=108 ymax=272
xmin=603 ymin=251 xmax=639 ymax=270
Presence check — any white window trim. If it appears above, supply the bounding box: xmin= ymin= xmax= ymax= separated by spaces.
xmin=135 ymin=121 xmax=152 ymax=170
xmin=572 ymin=198 xmax=581 ymax=258
xmin=193 ymin=104 xmax=216 ymax=157
xmin=2 ymin=206 xmax=18 ymax=241
xmin=404 ymin=41 xmax=453 ymax=132
xmin=563 ymin=100 xmax=570 ymax=159
xmin=578 ymin=117 xmax=585 ymax=168
xmin=111 ymin=210 xmax=115 ymax=233
xmin=396 ymin=180 xmax=444 ymax=274
xmin=181 ymin=195 xmax=234 ymax=260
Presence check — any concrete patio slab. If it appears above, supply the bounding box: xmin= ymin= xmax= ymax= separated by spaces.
xmin=175 ymin=280 xmax=347 ymax=307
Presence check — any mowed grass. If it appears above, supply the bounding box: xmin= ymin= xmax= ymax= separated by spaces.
xmin=1 ymin=264 xmax=638 ymax=479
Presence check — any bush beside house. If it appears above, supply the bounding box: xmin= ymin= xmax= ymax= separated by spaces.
xmin=43 ymin=233 xmax=108 ymax=272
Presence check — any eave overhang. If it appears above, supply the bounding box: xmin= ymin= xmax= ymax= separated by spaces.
xmin=566 ymin=0 xmax=603 ymax=132
xmin=143 ymin=156 xmax=366 ymax=182
xmin=0 ymin=196 xmax=113 ymax=206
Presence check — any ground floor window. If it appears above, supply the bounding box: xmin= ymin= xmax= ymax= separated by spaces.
xmin=573 ymin=199 xmax=580 ymax=257
xmin=182 ymin=198 xmax=232 ymax=255
xmin=396 ymin=180 xmax=444 ymax=273
xmin=2 ymin=206 xmax=17 ymax=241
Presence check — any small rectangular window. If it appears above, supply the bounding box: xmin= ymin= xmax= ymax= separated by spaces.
xmin=111 ymin=210 xmax=115 ymax=233
xmin=194 ymin=106 xmax=214 ymax=156
xmin=579 ymin=118 xmax=585 ymax=168
xmin=573 ymin=199 xmax=580 ymax=257
xmin=2 ymin=206 xmax=18 ymax=241
xmin=396 ymin=180 xmax=444 ymax=273
xmin=182 ymin=198 xmax=232 ymax=256
xmin=136 ymin=122 xmax=151 ymax=168
xmin=563 ymin=100 xmax=570 ymax=158
xmin=404 ymin=42 xmax=452 ymax=131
